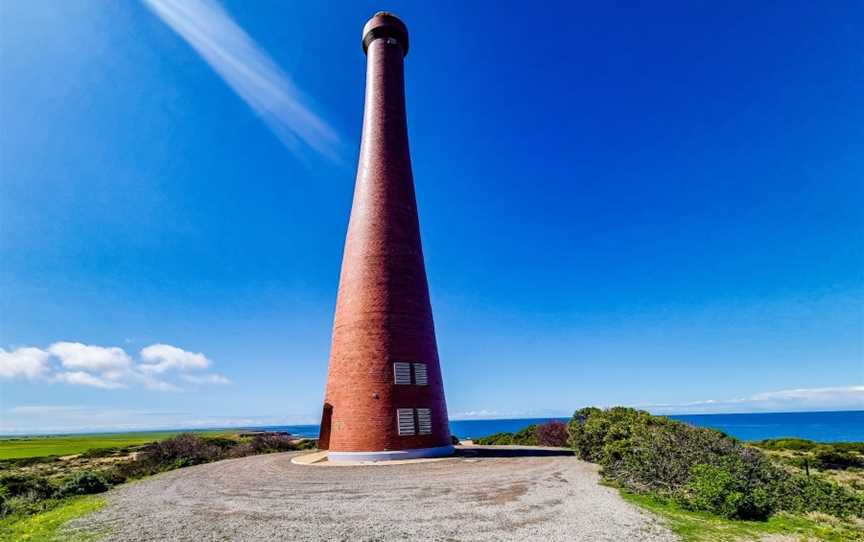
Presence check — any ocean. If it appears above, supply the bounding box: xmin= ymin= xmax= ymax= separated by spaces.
xmin=260 ymin=410 xmax=863 ymax=443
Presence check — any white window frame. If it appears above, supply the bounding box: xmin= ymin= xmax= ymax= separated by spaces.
xmin=416 ymin=408 xmax=432 ymax=435
xmin=397 ymin=408 xmax=416 ymax=436
xmin=393 ymin=362 xmax=412 ymax=385
xmin=412 ymin=363 xmax=428 ymax=386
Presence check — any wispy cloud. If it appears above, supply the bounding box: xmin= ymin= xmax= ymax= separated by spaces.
xmin=8 ymin=405 xmax=89 ymax=414
xmin=143 ymin=0 xmax=342 ymax=161
xmin=54 ymin=371 xmax=127 ymax=390
xmin=181 ymin=373 xmax=230 ymax=385
xmin=450 ymin=386 xmax=864 ymax=420
xmin=636 ymin=385 xmax=864 ymax=414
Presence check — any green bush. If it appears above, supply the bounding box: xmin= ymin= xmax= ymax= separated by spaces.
xmin=248 ymin=434 xmax=296 ymax=453
xmin=835 ymin=443 xmax=864 ymax=454
xmin=295 ymin=439 xmax=317 ymax=450
xmin=140 ymin=433 xmax=221 ymax=468
xmin=58 ymin=471 xmax=109 ymax=496
xmin=474 ymin=424 xmax=539 ymax=446
xmin=753 ymin=438 xmax=818 ymax=451
xmin=200 ymin=436 xmax=240 ymax=449
xmin=813 ymin=449 xmax=864 ymax=470
xmin=777 ymin=474 xmax=864 ymax=518
xmin=0 ymin=474 xmax=56 ymax=500
xmin=568 ymin=407 xmax=864 ymax=521
xmin=676 ymin=460 xmax=778 ymax=520
xmin=0 ymin=474 xmax=61 ymax=518
xmin=474 ymin=432 xmax=513 ymax=445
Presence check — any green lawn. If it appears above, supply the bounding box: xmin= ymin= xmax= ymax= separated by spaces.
xmin=0 ymin=495 xmax=105 ymax=542
xmin=0 ymin=431 xmax=227 ymax=460
xmin=623 ymin=491 xmax=864 ymax=542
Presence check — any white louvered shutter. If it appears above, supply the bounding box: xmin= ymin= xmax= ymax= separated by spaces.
xmin=416 ymin=408 xmax=432 ymax=435
xmin=413 ymin=363 xmax=428 ymax=385
xmin=393 ymin=362 xmax=412 ymax=385
xmin=397 ymin=408 xmax=416 ymax=436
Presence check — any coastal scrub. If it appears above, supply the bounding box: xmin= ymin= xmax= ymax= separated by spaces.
xmin=568 ymin=407 xmax=864 ymax=521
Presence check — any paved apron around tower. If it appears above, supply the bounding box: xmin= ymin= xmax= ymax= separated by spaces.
xmin=67 ymin=447 xmax=677 ymax=542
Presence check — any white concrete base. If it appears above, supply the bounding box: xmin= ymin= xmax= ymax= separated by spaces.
xmin=327 ymin=444 xmax=455 ymax=463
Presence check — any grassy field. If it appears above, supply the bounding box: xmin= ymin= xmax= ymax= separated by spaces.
xmin=0 ymin=495 xmax=105 ymax=542
xmin=0 ymin=431 xmax=227 ymax=460
xmin=623 ymin=491 xmax=864 ymax=542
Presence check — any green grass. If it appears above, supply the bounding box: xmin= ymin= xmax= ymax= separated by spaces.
xmin=622 ymin=491 xmax=864 ymax=542
xmin=0 ymin=432 xmax=185 ymax=460
xmin=0 ymin=495 xmax=105 ymax=542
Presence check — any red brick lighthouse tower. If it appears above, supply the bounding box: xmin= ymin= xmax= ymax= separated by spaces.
xmin=319 ymin=12 xmax=453 ymax=461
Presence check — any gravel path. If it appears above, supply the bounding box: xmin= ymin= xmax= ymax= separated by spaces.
xmin=67 ymin=447 xmax=677 ymax=541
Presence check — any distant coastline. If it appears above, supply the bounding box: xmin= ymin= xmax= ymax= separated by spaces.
xmin=4 ymin=410 xmax=863 ymax=442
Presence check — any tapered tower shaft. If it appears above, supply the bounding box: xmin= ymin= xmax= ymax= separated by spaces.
xmin=319 ymin=13 xmax=452 ymax=461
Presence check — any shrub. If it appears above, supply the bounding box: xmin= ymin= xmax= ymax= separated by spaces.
xmin=568 ymin=407 xmax=864 ymax=521
xmin=59 ymin=471 xmax=108 ymax=496
xmin=474 ymin=432 xmax=514 ymax=445
xmin=226 ymin=433 xmax=310 ymax=458
xmin=201 ymin=436 xmax=240 ymax=449
xmin=536 ymin=420 xmax=568 ymax=447
xmin=569 ymin=408 xmax=766 ymax=493
xmin=777 ymin=474 xmax=864 ymax=518
xmin=675 ymin=458 xmax=780 ymax=520
xmin=80 ymin=446 xmax=128 ymax=459
xmin=474 ymin=425 xmax=539 ymax=446
xmin=813 ymin=449 xmax=864 ymax=470
xmin=753 ymin=438 xmax=818 ymax=451
xmin=0 ymin=474 xmax=60 ymax=518
xmin=0 ymin=474 xmax=56 ymax=500
xmin=105 ymin=457 xmax=162 ymax=483
xmin=140 ymin=433 xmax=221 ymax=468
xmin=295 ymin=439 xmax=317 ymax=450
xmin=248 ymin=434 xmax=297 ymax=453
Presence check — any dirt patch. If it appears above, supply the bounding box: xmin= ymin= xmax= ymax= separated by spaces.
xmin=472 ymin=482 xmax=529 ymax=505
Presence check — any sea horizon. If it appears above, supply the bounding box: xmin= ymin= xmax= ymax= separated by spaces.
xmin=4 ymin=409 xmax=863 ymax=442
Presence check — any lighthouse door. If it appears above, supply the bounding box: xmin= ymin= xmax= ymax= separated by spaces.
xmin=318 ymin=403 xmax=333 ymax=450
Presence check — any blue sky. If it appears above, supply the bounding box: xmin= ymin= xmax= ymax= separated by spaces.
xmin=1 ymin=1 xmax=862 ymax=434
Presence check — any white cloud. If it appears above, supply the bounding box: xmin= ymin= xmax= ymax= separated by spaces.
xmin=140 ymin=344 xmax=210 ymax=373
xmin=143 ymin=0 xmax=342 ymax=161
xmin=639 ymin=385 xmax=864 ymax=414
xmin=54 ymin=371 xmax=127 ymax=390
xmin=0 ymin=347 xmax=50 ymax=380
xmin=48 ymin=342 xmax=132 ymax=372
xmin=181 ymin=373 xmax=231 ymax=385
xmin=2 ymin=341 xmax=231 ymax=393
xmin=139 ymin=376 xmax=183 ymax=392
xmin=750 ymin=386 xmax=863 ymax=404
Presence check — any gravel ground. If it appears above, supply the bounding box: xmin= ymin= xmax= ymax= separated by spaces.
xmin=66 ymin=447 xmax=677 ymax=541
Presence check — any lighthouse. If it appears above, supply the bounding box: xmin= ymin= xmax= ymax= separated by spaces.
xmin=319 ymin=12 xmax=453 ymax=461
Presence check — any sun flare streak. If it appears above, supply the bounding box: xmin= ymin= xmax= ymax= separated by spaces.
xmin=143 ymin=0 xmax=342 ymax=161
